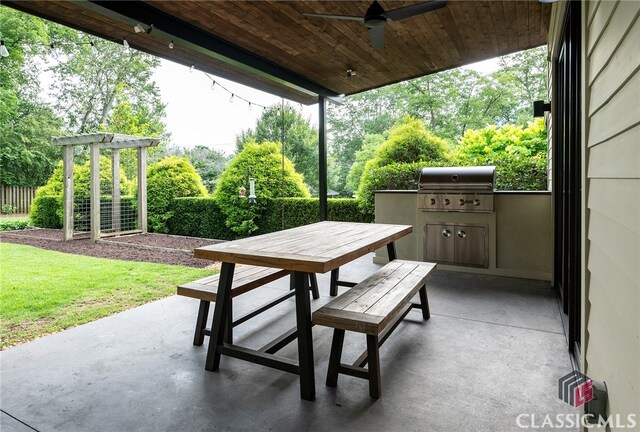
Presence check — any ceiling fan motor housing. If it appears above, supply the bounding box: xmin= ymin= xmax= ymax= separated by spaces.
xmin=365 ymin=1 xmax=387 ymax=28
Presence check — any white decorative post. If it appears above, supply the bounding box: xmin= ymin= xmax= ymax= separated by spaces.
xmin=137 ymin=146 xmax=148 ymax=233
xmin=62 ymin=145 xmax=74 ymax=241
xmin=89 ymin=142 xmax=100 ymax=242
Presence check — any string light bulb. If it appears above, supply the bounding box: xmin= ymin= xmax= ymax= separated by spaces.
xmin=230 ymin=93 xmax=235 ymax=103
xmin=90 ymin=41 xmax=98 ymax=54
xmin=168 ymin=40 xmax=174 ymax=49
xmin=211 ymin=80 xmax=216 ymax=89
xmin=0 ymin=40 xmax=8 ymax=58
xmin=189 ymin=64 xmax=194 ymax=72
xmin=248 ymin=102 xmax=252 ymax=111
xmin=123 ymin=38 xmax=129 ymax=48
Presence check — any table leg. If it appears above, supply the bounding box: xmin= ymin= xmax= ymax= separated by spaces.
xmin=386 ymin=242 xmax=397 ymax=261
xmin=205 ymin=262 xmax=235 ymax=371
xmin=293 ymin=271 xmax=315 ymax=400
xmin=330 ymin=268 xmax=339 ymax=296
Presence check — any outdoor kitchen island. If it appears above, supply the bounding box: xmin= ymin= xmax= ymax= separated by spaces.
xmin=375 ymin=188 xmax=552 ymax=281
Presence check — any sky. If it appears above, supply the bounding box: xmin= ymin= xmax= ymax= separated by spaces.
xmin=152 ymin=56 xmax=500 ymax=154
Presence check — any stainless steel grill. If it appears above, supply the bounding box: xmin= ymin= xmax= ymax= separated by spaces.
xmin=417 ymin=166 xmax=496 ymax=212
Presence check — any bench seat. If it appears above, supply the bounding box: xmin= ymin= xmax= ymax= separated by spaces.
xmin=178 ymin=265 xmax=318 ymax=346
xmin=313 ymin=259 xmax=436 ymax=397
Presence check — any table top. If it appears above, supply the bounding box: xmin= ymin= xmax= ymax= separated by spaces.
xmin=193 ymin=221 xmax=412 ymax=274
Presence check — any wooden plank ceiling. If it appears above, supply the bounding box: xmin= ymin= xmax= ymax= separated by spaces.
xmin=5 ymin=1 xmax=550 ymax=104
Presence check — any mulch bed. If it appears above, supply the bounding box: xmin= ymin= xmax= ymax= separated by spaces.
xmin=0 ymin=229 xmax=223 ymax=268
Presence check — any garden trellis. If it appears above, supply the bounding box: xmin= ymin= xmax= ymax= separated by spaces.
xmin=52 ymin=133 xmax=160 ymax=241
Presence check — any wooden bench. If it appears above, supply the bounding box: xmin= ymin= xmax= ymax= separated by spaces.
xmin=312 ymin=259 xmax=436 ymax=398
xmin=178 ymin=265 xmax=319 ymax=346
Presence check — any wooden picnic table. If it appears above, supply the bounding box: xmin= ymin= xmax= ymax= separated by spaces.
xmin=193 ymin=221 xmax=413 ymax=400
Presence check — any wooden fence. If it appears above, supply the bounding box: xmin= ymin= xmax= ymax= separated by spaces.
xmin=1 ymin=185 xmax=37 ymax=214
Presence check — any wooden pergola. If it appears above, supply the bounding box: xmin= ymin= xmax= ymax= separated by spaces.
xmin=52 ymin=133 xmax=160 ymax=242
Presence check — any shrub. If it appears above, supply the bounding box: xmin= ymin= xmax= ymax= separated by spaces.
xmin=450 ymin=119 xmax=548 ymax=190
xmin=146 ymin=156 xmax=208 ymax=233
xmin=355 ymin=118 xmax=450 ymax=216
xmin=213 ymin=142 xmax=309 ymax=236
xmin=0 ymin=219 xmax=31 ymax=231
xmin=374 ymin=117 xmax=448 ymax=167
xmin=1 ymin=204 xmax=17 ymax=214
xmin=30 ymin=195 xmax=62 ymax=228
xmin=35 ymin=157 xmax=133 ymax=199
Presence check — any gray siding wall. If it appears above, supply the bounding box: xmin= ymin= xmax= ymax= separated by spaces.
xmin=583 ymin=0 xmax=640 ymax=418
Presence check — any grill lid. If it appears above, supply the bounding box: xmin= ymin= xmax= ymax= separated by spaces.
xmin=418 ymin=166 xmax=496 ymax=191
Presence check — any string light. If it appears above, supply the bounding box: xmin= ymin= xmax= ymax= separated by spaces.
xmin=203 ymin=72 xmax=270 ymax=111
xmin=168 ymin=40 xmax=174 ymax=49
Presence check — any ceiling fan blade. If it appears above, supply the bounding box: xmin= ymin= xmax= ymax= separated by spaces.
xmin=302 ymin=13 xmax=364 ymax=22
xmin=368 ymin=26 xmax=385 ymax=49
xmin=386 ymin=0 xmax=447 ymax=21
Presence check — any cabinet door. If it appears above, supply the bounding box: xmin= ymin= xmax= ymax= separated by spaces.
xmin=454 ymin=225 xmax=487 ymax=267
xmin=424 ymin=224 xmax=455 ymax=263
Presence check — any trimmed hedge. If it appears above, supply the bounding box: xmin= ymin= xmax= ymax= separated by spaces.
xmin=168 ymin=197 xmax=372 ymax=240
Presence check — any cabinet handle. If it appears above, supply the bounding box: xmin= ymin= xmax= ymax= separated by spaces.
xmin=457 ymin=230 xmax=467 ymax=238
xmin=441 ymin=229 xmax=452 ymax=238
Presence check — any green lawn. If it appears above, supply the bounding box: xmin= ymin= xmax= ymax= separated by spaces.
xmin=0 ymin=243 xmax=212 ymax=349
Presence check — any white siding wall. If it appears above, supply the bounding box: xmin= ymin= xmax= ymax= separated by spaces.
xmin=583 ymin=0 xmax=640 ymax=419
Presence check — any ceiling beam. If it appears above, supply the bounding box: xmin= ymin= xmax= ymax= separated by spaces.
xmin=85 ymin=0 xmax=340 ymax=99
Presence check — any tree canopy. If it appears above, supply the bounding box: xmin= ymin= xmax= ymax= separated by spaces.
xmin=0 ymin=6 xmax=168 ymax=186
xmin=236 ymin=104 xmax=319 ymax=189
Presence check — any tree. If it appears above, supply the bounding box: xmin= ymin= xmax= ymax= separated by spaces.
xmin=0 ymin=7 xmax=62 ymax=186
xmin=345 ymin=133 xmax=386 ymax=194
xmin=214 ymin=142 xmax=309 ymax=236
xmin=327 ymin=86 xmax=403 ymax=194
xmin=49 ymin=36 xmax=167 ymax=137
xmin=181 ymin=145 xmax=229 ymax=192
xmin=236 ymin=104 xmax=319 ymax=189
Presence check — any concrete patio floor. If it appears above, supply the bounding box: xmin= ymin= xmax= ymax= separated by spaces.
xmin=1 ymin=254 xmax=578 ymax=431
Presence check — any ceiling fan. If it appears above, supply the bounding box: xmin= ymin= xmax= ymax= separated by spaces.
xmin=302 ymin=0 xmax=447 ymax=49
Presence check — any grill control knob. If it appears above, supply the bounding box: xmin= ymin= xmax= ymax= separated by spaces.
xmin=430 ymin=198 xmax=436 ymax=205
xmin=443 ymin=198 xmax=450 ymax=205
xmin=474 ymin=199 xmax=481 ymax=206
xmin=458 ymin=198 xmax=465 ymax=206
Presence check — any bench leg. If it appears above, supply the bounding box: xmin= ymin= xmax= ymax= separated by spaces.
xmin=330 ymin=268 xmax=339 ymax=296
xmin=419 ymin=285 xmax=430 ymax=320
xmin=309 ymin=273 xmax=320 ymax=300
xmin=326 ymin=328 xmax=345 ymax=387
xmin=193 ymin=300 xmax=210 ymax=346
xmin=386 ymin=242 xmax=397 ymax=262
xmin=367 ymin=334 xmax=382 ymax=398
xmin=290 ymin=273 xmax=320 ymax=300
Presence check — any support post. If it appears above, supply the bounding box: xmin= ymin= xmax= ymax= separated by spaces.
xmin=89 ymin=142 xmax=100 ymax=242
xmin=111 ymin=149 xmax=121 ymax=232
xmin=62 ymin=145 xmax=74 ymax=241
xmin=318 ymin=96 xmax=328 ymax=221
xmin=137 ymin=146 xmax=148 ymax=232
